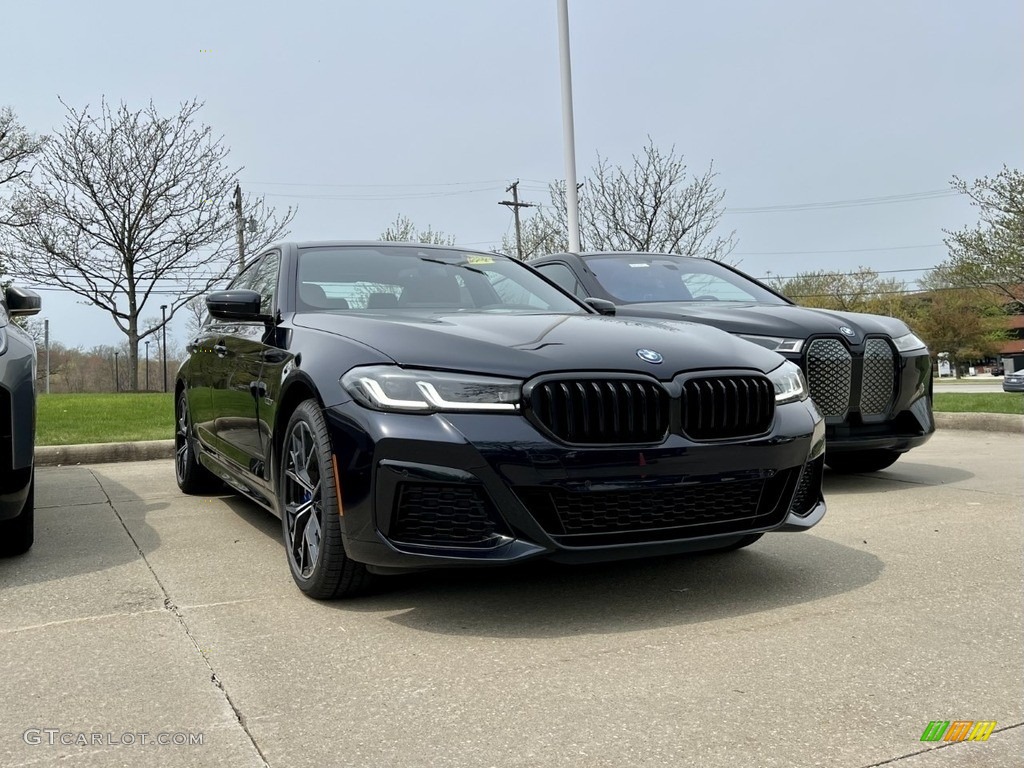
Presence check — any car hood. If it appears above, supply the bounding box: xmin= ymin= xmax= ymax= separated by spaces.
xmin=616 ymin=302 xmax=913 ymax=342
xmin=293 ymin=311 xmax=786 ymax=378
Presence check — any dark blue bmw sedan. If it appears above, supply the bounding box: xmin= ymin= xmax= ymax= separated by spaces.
xmin=175 ymin=242 xmax=826 ymax=598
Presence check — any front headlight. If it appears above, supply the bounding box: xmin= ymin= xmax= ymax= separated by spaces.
xmin=737 ymin=334 xmax=804 ymax=354
xmin=341 ymin=366 xmax=521 ymax=413
xmin=892 ymin=332 xmax=926 ymax=352
xmin=768 ymin=360 xmax=808 ymax=404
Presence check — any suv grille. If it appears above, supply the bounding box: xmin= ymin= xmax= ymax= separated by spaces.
xmin=859 ymin=339 xmax=896 ymax=415
xmin=805 ymin=337 xmax=897 ymax=419
xmin=681 ymin=376 xmax=775 ymax=440
xmin=806 ymin=339 xmax=852 ymax=417
xmin=529 ymin=378 xmax=669 ymax=444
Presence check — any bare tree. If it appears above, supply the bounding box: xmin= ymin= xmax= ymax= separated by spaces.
xmin=3 ymin=98 xmax=294 ymax=389
xmin=380 ymin=213 xmax=456 ymax=245
xmin=0 ymin=106 xmax=46 ymax=229
xmin=512 ymin=139 xmax=735 ymax=261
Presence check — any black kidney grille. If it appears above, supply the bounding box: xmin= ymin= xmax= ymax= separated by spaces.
xmin=515 ymin=471 xmax=796 ymax=545
xmin=530 ymin=379 xmax=669 ymax=444
xmin=789 ymin=456 xmax=823 ymax=516
xmin=681 ymin=376 xmax=775 ymax=440
xmin=391 ymin=483 xmax=500 ymax=547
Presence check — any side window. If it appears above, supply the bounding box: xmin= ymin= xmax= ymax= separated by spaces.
xmin=537 ymin=263 xmax=587 ymax=298
xmin=249 ymin=252 xmax=281 ymax=315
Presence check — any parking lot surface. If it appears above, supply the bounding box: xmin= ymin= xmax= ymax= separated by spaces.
xmin=1 ymin=430 xmax=1021 ymax=768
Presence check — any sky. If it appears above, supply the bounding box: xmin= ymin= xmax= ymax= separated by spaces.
xmin=2 ymin=0 xmax=1022 ymax=351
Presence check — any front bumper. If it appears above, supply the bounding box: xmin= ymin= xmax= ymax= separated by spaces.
xmin=796 ymin=347 xmax=934 ymax=454
xmin=323 ymin=399 xmax=826 ymax=573
xmin=0 ymin=350 xmax=36 ymax=521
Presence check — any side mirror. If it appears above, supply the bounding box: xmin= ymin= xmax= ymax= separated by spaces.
xmin=584 ymin=297 xmax=616 ymax=316
xmin=206 ymin=290 xmax=271 ymax=322
xmin=5 ymin=286 xmax=42 ymax=317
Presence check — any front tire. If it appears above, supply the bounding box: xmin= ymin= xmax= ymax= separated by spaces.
xmin=0 ymin=473 xmax=34 ymax=557
xmin=825 ymin=449 xmax=901 ymax=474
xmin=175 ymin=391 xmax=219 ymax=493
xmin=280 ymin=400 xmax=372 ymax=599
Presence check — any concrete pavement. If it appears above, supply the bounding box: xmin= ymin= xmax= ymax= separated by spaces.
xmin=2 ymin=430 xmax=1022 ymax=767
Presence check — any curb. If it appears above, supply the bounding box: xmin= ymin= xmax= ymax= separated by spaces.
xmin=35 ymin=440 xmax=175 ymax=467
xmin=32 ymin=412 xmax=1022 ymax=467
xmin=933 ymin=412 xmax=1024 ymax=434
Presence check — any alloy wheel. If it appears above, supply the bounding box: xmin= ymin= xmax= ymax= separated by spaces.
xmin=283 ymin=420 xmax=323 ymax=579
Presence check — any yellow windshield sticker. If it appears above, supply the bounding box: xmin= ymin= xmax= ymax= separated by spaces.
xmin=466 ymin=255 xmax=495 ymax=265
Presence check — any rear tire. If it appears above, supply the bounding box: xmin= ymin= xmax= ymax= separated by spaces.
xmin=175 ymin=391 xmax=219 ymax=494
xmin=0 ymin=473 xmax=34 ymax=557
xmin=280 ymin=400 xmax=373 ymax=599
xmin=825 ymin=449 xmax=901 ymax=474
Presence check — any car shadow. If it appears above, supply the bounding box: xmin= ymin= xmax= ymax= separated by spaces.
xmin=173 ymin=483 xmax=883 ymax=640
xmin=327 ymin=534 xmax=882 ymax=639
xmin=1 ymin=466 xmax=165 ymax=588
xmin=823 ymin=461 xmax=974 ymax=495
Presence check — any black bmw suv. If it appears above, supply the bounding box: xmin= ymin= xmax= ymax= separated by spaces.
xmin=0 ymin=285 xmax=42 ymax=556
xmin=530 ymin=251 xmax=934 ymax=473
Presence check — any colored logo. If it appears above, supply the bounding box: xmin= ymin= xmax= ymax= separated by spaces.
xmin=636 ymin=349 xmax=663 ymax=364
xmin=920 ymin=721 xmax=996 ymax=742
xmin=839 ymin=326 xmax=856 ymax=337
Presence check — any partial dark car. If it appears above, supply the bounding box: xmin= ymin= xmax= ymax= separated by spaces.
xmin=0 ymin=285 xmax=42 ymax=556
xmin=176 ymin=242 xmax=826 ymax=599
xmin=1003 ymin=371 xmax=1024 ymax=392
xmin=530 ymin=251 xmax=934 ymax=473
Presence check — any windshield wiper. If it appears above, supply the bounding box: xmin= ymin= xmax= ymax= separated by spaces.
xmin=417 ymin=257 xmax=487 ymax=276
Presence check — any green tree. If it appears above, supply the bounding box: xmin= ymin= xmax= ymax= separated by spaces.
xmin=765 ymin=267 xmax=910 ymax=316
xmin=2 ymin=98 xmax=294 ymax=390
xmin=902 ymin=278 xmax=1007 ymax=375
xmin=938 ymin=166 xmax=1024 ymax=302
xmin=512 ymin=138 xmax=735 ymax=261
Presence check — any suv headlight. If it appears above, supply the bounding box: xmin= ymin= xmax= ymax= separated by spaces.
xmin=892 ymin=332 xmax=926 ymax=352
xmin=768 ymin=360 xmax=808 ymax=404
xmin=738 ymin=334 xmax=804 ymax=354
xmin=341 ymin=366 xmax=521 ymax=412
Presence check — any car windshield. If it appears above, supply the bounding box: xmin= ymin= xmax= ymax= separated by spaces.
xmin=296 ymin=246 xmax=586 ymax=314
xmin=585 ymin=255 xmax=788 ymax=305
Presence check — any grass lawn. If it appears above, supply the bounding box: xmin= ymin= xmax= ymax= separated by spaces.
xmin=30 ymin=390 xmax=1022 ymax=447
xmin=37 ymin=392 xmax=175 ymax=446
xmin=933 ymin=392 xmax=1024 ymax=415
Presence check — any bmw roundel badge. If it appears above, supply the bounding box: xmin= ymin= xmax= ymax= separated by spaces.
xmin=839 ymin=326 xmax=856 ymax=337
xmin=636 ymin=348 xmax=664 ymax=364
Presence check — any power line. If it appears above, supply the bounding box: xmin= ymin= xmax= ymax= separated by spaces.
xmin=242 ymin=179 xmax=508 ymax=189
xmin=736 ymin=243 xmax=944 ymax=256
xmin=725 ymin=189 xmax=957 ymax=214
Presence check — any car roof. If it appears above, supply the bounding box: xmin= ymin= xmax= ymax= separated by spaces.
xmin=276 ymin=240 xmax=513 ymax=255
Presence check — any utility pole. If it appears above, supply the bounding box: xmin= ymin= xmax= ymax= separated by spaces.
xmin=44 ymin=319 xmax=50 ymax=394
xmin=233 ymin=182 xmax=246 ymax=274
xmin=114 ymin=351 xmax=120 ymax=393
xmin=160 ymin=304 xmax=168 ymax=393
xmin=557 ymin=0 xmax=582 ymax=253
xmin=499 ymin=180 xmax=536 ymax=260
xmin=145 ymin=340 xmax=151 ymax=392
